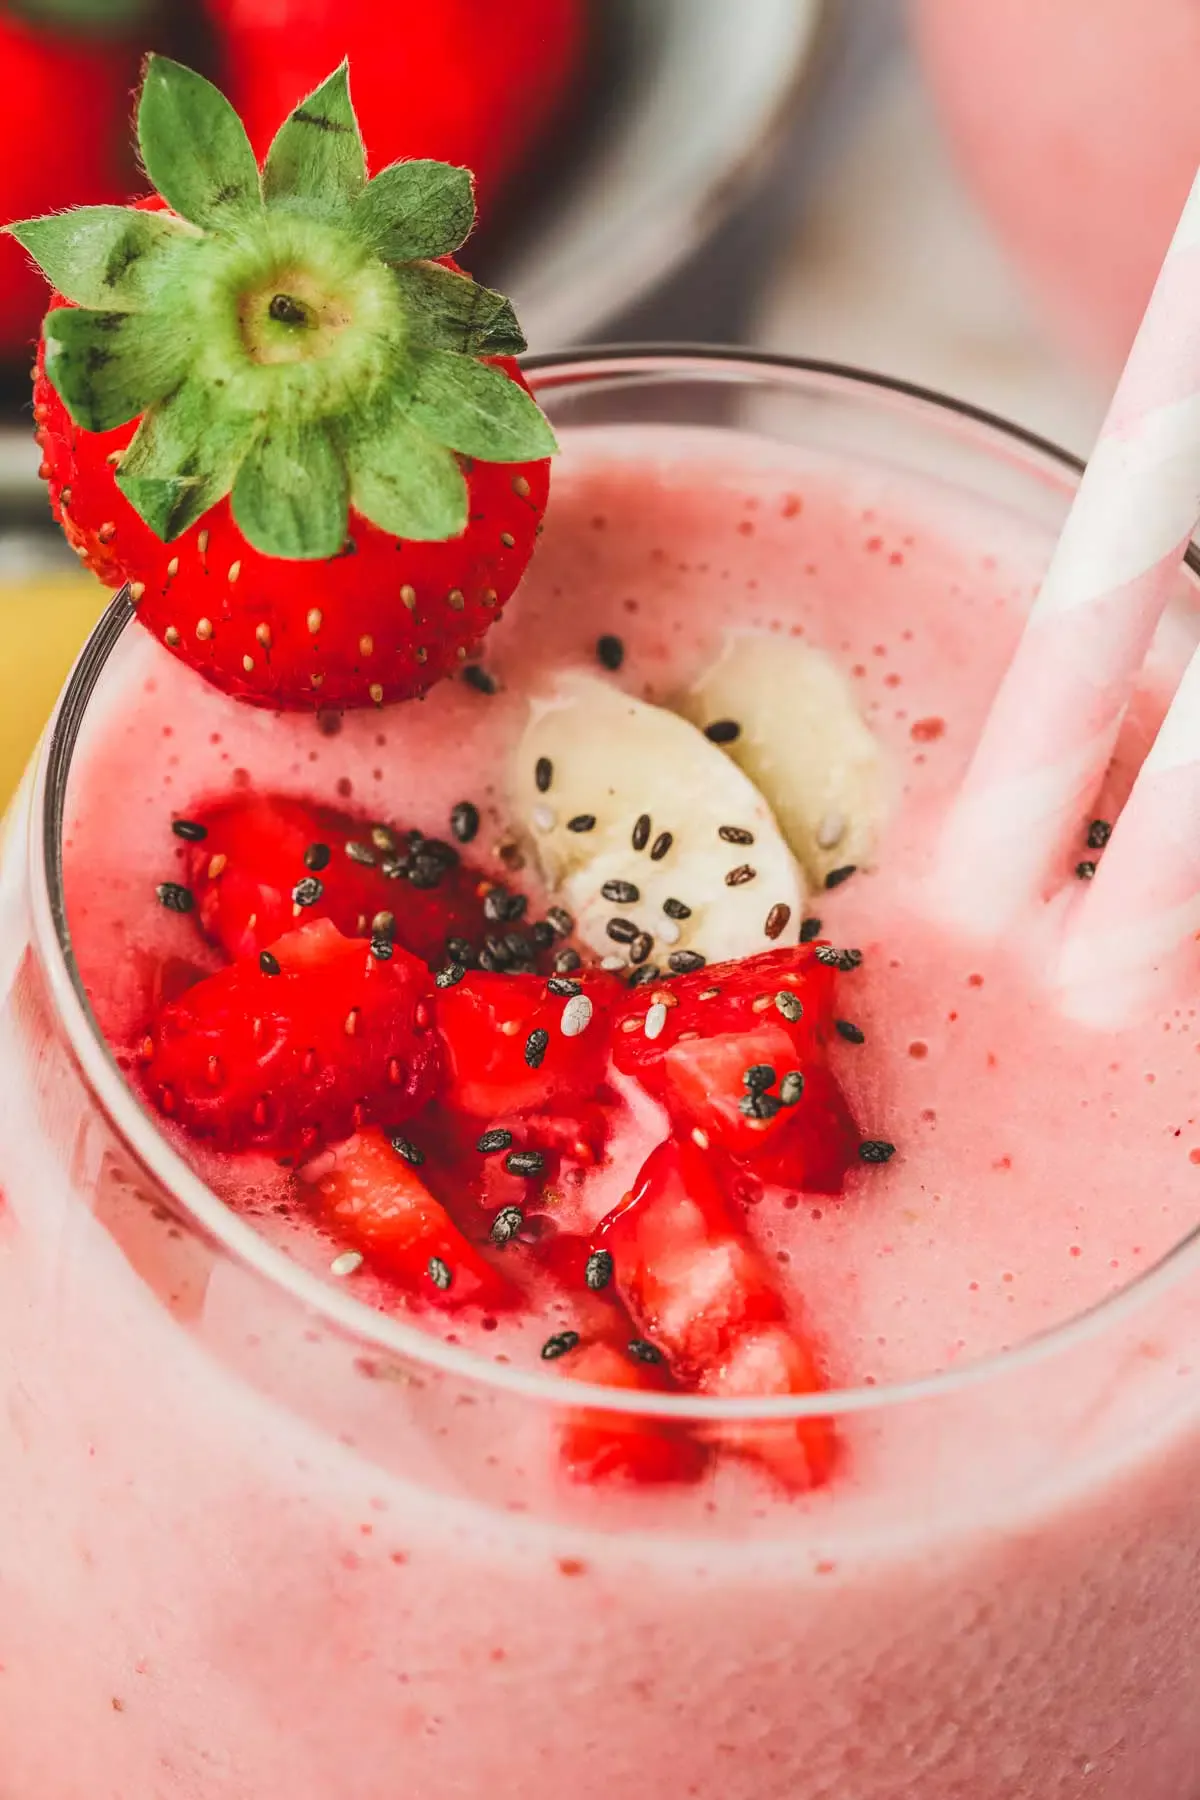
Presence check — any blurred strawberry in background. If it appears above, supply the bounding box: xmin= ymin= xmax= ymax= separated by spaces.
xmin=206 ymin=0 xmax=585 ymax=213
xmin=0 ymin=0 xmax=148 ymax=360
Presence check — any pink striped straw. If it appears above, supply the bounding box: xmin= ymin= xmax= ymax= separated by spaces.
xmin=931 ymin=164 xmax=1200 ymax=940
xmin=1057 ymin=646 xmax=1200 ymax=1025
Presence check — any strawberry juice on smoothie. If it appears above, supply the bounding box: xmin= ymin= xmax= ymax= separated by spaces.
xmin=2 ymin=354 xmax=1200 ymax=1799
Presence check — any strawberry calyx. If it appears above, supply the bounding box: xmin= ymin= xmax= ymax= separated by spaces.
xmin=7 ymin=54 xmax=555 ymax=560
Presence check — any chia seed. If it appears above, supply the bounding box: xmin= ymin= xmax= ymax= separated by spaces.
xmin=627 ymin=964 xmax=660 ymax=987
xmin=764 ymin=903 xmax=791 ymax=940
xmin=547 ymin=977 xmax=582 ymax=997
xmin=156 ymin=881 xmax=194 ymax=914
xmin=462 ymin=664 xmax=497 ymax=695
xmin=596 ymin=633 xmax=625 ymax=671
xmin=531 ymin=920 xmax=556 ymax=950
xmin=407 ymin=857 xmax=445 ymax=890
xmin=662 ymin=897 xmax=691 ymax=920
xmin=171 ymin=818 xmax=207 ymax=842
xmin=567 ymin=814 xmax=597 ymax=833
xmin=628 ymin=932 xmax=654 ymax=965
xmin=602 ymin=879 xmax=640 ymax=905
xmin=524 ymin=1028 xmax=550 ymax=1069
xmin=740 ymin=1091 xmax=781 ymax=1120
xmin=815 ymin=946 xmax=862 ymax=971
xmin=718 ymin=825 xmax=754 ymax=845
xmin=485 ymin=887 xmax=527 ymax=924
xmin=606 ymin=917 xmax=639 ymax=945
xmin=370 ymin=825 xmax=399 ymax=855
xmin=859 ymin=1139 xmax=896 ymax=1164
xmin=1075 ymin=860 xmax=1097 ymax=880
xmin=668 ymin=949 xmax=706 ymax=973
xmin=436 ymin=962 xmax=466 ymax=988
xmin=725 ymin=863 xmax=756 ymax=887
xmin=546 ymin=906 xmax=574 ymax=938
xmin=535 ymin=756 xmax=553 ymax=793
xmin=585 ymin=1248 xmax=614 ymax=1292
xmin=304 ymin=842 xmax=331 ymax=871
xmin=445 ymin=934 xmax=477 ymax=966
xmin=427 ymin=1256 xmax=453 ymax=1291
xmin=505 ymin=1148 xmax=546 ymax=1176
xmin=541 ymin=1330 xmax=580 ymax=1361
xmin=450 ymin=801 xmax=480 ymax=843
xmin=388 ymin=1133 xmax=425 ymax=1167
xmin=291 ymin=875 xmax=324 ymax=909
xmin=743 ymin=1063 xmax=776 ymax=1091
xmin=628 ymin=1339 xmax=664 ymax=1365
xmin=259 ymin=950 xmax=281 ymax=976
xmin=1087 ymin=818 xmax=1113 ymax=850
xmin=490 ymin=1205 xmax=524 ymax=1246
xmin=836 ymin=1020 xmax=865 ymax=1044
xmin=632 ymin=813 xmax=651 ymax=852
xmin=799 ymin=917 xmax=822 ymax=943
xmin=344 ymin=840 xmax=376 ymax=867
xmin=650 ymin=831 xmax=673 ymax=861
xmin=704 ymin=719 xmax=741 ymax=745
xmin=779 ymin=1071 xmax=805 ymax=1106
xmin=372 ymin=911 xmax=397 ymax=941
xmin=554 ymin=948 xmax=582 ymax=974
xmin=824 ymin=865 xmax=857 ymax=890
xmin=369 ymin=936 xmax=394 ymax=960
xmin=774 ymin=990 xmax=803 ymax=1022
xmin=477 ymin=1128 xmax=514 ymax=1154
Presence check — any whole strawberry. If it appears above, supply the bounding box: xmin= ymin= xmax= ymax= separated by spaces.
xmin=8 ymin=54 xmax=555 ymax=711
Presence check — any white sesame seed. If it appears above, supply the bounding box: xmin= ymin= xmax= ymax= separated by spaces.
xmin=645 ymin=1001 xmax=668 ymax=1040
xmin=691 ymin=1128 xmax=710 ymax=1150
xmin=330 ymin=1250 xmax=364 ymax=1278
xmin=532 ymin=804 xmax=556 ymax=832
xmin=307 ymin=607 xmax=323 ymax=634
xmin=817 ymin=810 xmax=846 ymax=850
xmin=560 ymin=994 xmax=594 ymax=1037
xmin=601 ymin=955 xmax=624 ymax=971
xmin=658 ymin=917 xmax=681 ymax=945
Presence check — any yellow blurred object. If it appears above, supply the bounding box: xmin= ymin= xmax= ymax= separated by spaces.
xmin=0 ymin=572 xmax=107 ymax=811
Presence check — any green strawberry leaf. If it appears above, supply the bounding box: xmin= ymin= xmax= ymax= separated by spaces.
xmin=392 ymin=263 xmax=526 ymax=356
xmin=349 ymin=413 xmax=468 ymax=542
xmin=138 ymin=54 xmax=262 ymax=230
xmin=263 ymin=63 xmax=366 ymax=213
xmin=232 ymin=422 xmax=349 ymax=559
xmin=404 ymin=351 xmax=558 ymax=462
xmin=42 ymin=306 xmax=190 ymax=434
xmin=116 ymin=382 xmax=252 ymax=540
xmin=5 ymin=206 xmax=190 ymax=311
xmin=356 ymin=160 xmax=475 ymax=262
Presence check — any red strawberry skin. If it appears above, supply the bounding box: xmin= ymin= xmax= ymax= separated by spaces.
xmin=141 ymin=919 xmax=439 ymax=1153
xmin=557 ymin=1340 xmax=709 ymax=1487
xmin=32 ymin=291 xmax=550 ymax=712
xmin=598 ymin=1137 xmax=837 ymax=1490
xmin=0 ymin=15 xmax=138 ymax=358
xmin=308 ymin=1128 xmax=514 ymax=1311
xmin=181 ymin=793 xmax=491 ymax=968
xmin=436 ymin=969 xmax=622 ymax=1118
xmin=207 ymin=0 xmax=585 ymax=213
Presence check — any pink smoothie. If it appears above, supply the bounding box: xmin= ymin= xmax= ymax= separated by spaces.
xmin=2 ymin=421 xmax=1200 ymax=1798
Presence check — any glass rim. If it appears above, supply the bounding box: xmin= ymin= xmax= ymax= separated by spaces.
xmin=27 ymin=342 xmax=1200 ymax=1423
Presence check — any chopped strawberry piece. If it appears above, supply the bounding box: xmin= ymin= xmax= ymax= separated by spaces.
xmin=557 ymin=1340 xmax=709 ymax=1487
xmin=142 ymin=920 xmax=439 ymax=1154
xmin=436 ymin=969 xmax=622 ymax=1118
xmin=597 ymin=1137 xmax=836 ymax=1491
xmin=180 ymin=793 xmax=492 ymax=969
xmin=305 ymin=1128 xmax=514 ymax=1311
xmin=613 ymin=946 xmax=856 ymax=1190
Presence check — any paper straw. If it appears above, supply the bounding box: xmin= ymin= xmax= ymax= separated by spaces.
xmin=931 ymin=162 xmax=1200 ymax=939
xmin=1057 ymin=643 xmax=1200 ymax=1025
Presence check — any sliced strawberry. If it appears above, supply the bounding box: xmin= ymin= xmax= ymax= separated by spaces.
xmin=141 ymin=919 xmax=438 ymax=1154
xmin=179 ymin=792 xmax=492 ymax=968
xmin=613 ymin=946 xmax=856 ymax=1189
xmin=436 ymin=969 xmax=622 ymax=1118
xmin=304 ymin=1128 xmax=514 ymax=1311
xmin=597 ymin=1137 xmax=836 ymax=1491
xmin=557 ymin=1340 xmax=709 ymax=1487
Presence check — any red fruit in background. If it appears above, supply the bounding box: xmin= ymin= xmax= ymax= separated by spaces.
xmin=177 ymin=793 xmax=492 ymax=968
xmin=0 ymin=8 xmax=140 ymax=359
xmin=436 ymin=969 xmax=622 ymax=1118
xmin=556 ymin=1340 xmax=709 ymax=1488
xmin=141 ymin=919 xmax=439 ymax=1152
xmin=303 ymin=1127 xmax=515 ymax=1311
xmin=206 ymin=0 xmax=585 ymax=213
xmin=597 ymin=1136 xmax=836 ymax=1491
xmin=15 ymin=56 xmax=554 ymax=712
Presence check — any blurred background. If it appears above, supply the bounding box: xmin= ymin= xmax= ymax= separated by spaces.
xmin=3 ymin=0 xmax=1195 ymax=804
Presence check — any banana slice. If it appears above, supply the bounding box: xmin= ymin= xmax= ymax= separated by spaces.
xmin=514 ymin=673 xmax=806 ymax=970
xmin=677 ymin=635 xmax=888 ymax=887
